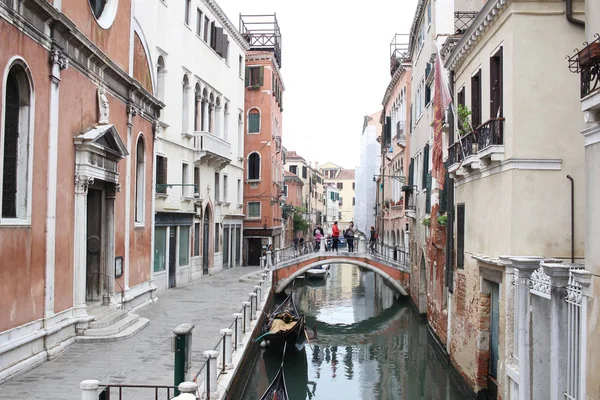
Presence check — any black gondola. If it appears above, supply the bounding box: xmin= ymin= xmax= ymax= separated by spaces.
xmin=260 ymin=343 xmax=290 ymax=400
xmin=255 ymin=291 xmax=308 ymax=351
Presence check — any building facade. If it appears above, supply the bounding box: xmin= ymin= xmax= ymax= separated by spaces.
xmin=135 ymin=0 xmax=248 ymax=290
xmin=319 ymin=163 xmax=355 ymax=225
xmin=444 ymin=0 xmax=585 ymax=397
xmin=242 ymin=15 xmax=285 ymax=266
xmin=324 ymin=184 xmax=341 ymax=233
xmin=0 ymin=0 xmax=161 ymax=381
xmin=355 ymin=112 xmax=382 ymax=236
xmin=282 ymin=170 xmax=303 ymax=245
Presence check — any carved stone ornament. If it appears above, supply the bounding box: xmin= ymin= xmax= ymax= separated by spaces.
xmin=106 ymin=182 xmax=122 ymax=198
xmin=530 ymin=266 xmax=552 ymax=299
xmin=75 ymin=175 xmax=94 ymax=194
xmin=565 ymin=271 xmax=583 ymax=306
xmin=512 ymin=269 xmax=519 ymax=286
xmin=127 ymin=102 xmax=138 ymax=118
xmin=97 ymin=87 xmax=110 ymax=124
xmin=49 ymin=49 xmax=69 ymax=70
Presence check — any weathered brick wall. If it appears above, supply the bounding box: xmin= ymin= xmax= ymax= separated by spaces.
xmin=426 ymin=204 xmax=449 ymax=346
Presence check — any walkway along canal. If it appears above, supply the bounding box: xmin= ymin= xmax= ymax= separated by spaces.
xmin=232 ymin=264 xmax=475 ymax=400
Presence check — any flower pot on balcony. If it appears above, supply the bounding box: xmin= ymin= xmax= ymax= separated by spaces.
xmin=579 ymin=42 xmax=600 ymax=68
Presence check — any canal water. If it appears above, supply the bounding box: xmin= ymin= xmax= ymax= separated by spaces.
xmin=237 ymin=264 xmax=471 ymax=400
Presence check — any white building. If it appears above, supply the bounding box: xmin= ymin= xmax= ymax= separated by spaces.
xmin=324 ymin=185 xmax=340 ymax=233
xmin=355 ymin=112 xmax=382 ymax=235
xmin=135 ymin=0 xmax=248 ymax=291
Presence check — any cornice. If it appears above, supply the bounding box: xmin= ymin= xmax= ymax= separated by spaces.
xmin=203 ymin=0 xmax=250 ymax=52
xmin=382 ymin=64 xmax=410 ymax=108
xmin=408 ymin=0 xmax=426 ymax=56
xmin=446 ymin=0 xmax=509 ymax=72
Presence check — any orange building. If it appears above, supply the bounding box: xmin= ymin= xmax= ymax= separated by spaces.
xmin=0 ymin=0 xmax=161 ymax=380
xmin=241 ymin=15 xmax=285 ymax=266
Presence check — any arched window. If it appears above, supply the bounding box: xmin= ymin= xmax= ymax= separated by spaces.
xmin=223 ymin=102 xmax=229 ymax=141
xmin=215 ymin=97 xmax=221 ymax=136
xmin=208 ymin=92 xmax=215 ymax=133
xmin=157 ymin=56 xmax=166 ymax=102
xmin=135 ymin=136 xmax=145 ymax=223
xmin=182 ymin=75 xmax=190 ymax=134
xmin=2 ymin=62 xmax=32 ymax=220
xmin=248 ymin=152 xmax=260 ymax=180
xmin=194 ymin=83 xmax=201 ymax=131
xmin=248 ymin=108 xmax=260 ymax=133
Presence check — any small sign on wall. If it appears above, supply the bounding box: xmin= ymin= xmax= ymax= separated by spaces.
xmin=115 ymin=256 xmax=123 ymax=278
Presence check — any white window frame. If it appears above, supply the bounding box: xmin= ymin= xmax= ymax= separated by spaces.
xmin=135 ymin=134 xmax=146 ymax=225
xmin=247 ymin=107 xmax=261 ymax=134
xmin=247 ymin=151 xmax=261 ymax=181
xmin=0 ymin=57 xmax=35 ymax=226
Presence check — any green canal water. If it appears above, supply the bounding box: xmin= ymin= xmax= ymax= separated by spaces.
xmin=237 ymin=264 xmax=471 ymax=400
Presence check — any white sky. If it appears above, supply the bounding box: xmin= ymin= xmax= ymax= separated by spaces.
xmin=219 ymin=0 xmax=418 ymax=169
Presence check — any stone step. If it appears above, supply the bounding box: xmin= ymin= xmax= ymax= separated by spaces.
xmin=87 ymin=304 xmax=120 ymax=321
xmin=76 ymin=317 xmax=149 ymax=343
xmin=83 ymin=314 xmax=140 ymax=337
xmin=89 ymin=309 xmax=128 ymax=329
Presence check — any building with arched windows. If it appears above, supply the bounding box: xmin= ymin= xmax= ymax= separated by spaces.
xmin=134 ymin=0 xmax=248 ymax=287
xmin=0 ymin=0 xmax=161 ymax=380
xmin=241 ymin=14 xmax=285 ymax=266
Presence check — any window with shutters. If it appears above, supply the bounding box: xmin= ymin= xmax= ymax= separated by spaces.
xmin=214 ymin=172 xmax=220 ymax=202
xmin=181 ymin=163 xmax=189 ymax=198
xmin=289 ymin=165 xmax=297 ymax=175
xmin=471 ymin=70 xmax=482 ymax=128
xmin=194 ymin=222 xmax=201 ymax=256
xmin=194 ymin=166 xmax=200 ymax=195
xmin=156 ymin=156 xmax=168 ymax=194
xmin=2 ymin=63 xmax=32 ymax=221
xmin=248 ymin=108 xmax=260 ymax=133
xmin=422 ymin=144 xmax=430 ymax=190
xmin=408 ymin=158 xmax=414 ymax=186
xmin=223 ymin=175 xmax=228 ymax=202
xmin=302 ymin=166 xmax=307 ymax=179
xmin=490 ymin=47 xmax=503 ymax=119
xmin=352 ymin=197 xmax=355 ymax=206
xmin=457 ymin=204 xmax=465 ymax=269
xmin=337 ymin=183 xmax=343 ymax=190
xmin=425 ymin=84 xmax=431 ymax=106
xmin=439 ymin=167 xmax=449 ymax=213
xmin=248 ymin=201 xmax=261 ymax=217
xmin=214 ymin=223 xmax=220 ymax=252
xmin=196 ymin=9 xmax=202 ymax=36
xmin=457 ymin=87 xmax=465 ymax=108
xmin=203 ymin=16 xmax=209 ymax=42
xmin=248 ymin=152 xmax=260 ymax=180
xmin=238 ymin=55 xmax=243 ymax=77
xmin=210 ymin=21 xmax=216 ymax=49
xmin=245 ymin=66 xmax=264 ymax=87
xmin=425 ymin=173 xmax=432 ymax=213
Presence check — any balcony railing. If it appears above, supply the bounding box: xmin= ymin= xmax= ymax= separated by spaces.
xmin=447 ymin=118 xmax=505 ymax=173
xmin=454 ymin=11 xmax=478 ymax=34
xmin=568 ymin=34 xmax=600 ymax=99
xmin=477 ymin=118 xmax=504 ymax=152
xmin=395 ymin=121 xmax=407 ymax=146
xmin=194 ymin=131 xmax=232 ymax=166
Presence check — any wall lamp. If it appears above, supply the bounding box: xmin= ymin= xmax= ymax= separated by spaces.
xmin=373 ymin=174 xmax=407 ymax=183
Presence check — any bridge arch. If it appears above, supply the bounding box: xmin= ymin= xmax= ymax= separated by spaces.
xmin=274 ymin=258 xmax=408 ymax=296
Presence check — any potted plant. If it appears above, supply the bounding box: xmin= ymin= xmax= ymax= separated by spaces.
xmin=248 ymin=84 xmax=261 ymax=91
xmin=437 ymin=215 xmax=447 ymax=226
xmin=384 ymin=200 xmax=390 ymax=209
xmin=457 ymin=104 xmax=473 ymax=137
xmin=422 ymin=217 xmax=430 ymax=226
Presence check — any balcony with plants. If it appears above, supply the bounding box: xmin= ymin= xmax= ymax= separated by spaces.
xmin=568 ymin=33 xmax=600 ymax=106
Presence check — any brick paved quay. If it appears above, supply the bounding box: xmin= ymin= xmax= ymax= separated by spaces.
xmin=0 ymin=267 xmax=261 ymax=400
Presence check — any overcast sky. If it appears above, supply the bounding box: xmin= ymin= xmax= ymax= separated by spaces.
xmin=219 ymin=0 xmax=418 ymax=170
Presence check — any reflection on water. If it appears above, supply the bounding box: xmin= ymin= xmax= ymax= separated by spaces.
xmin=239 ymin=265 xmax=467 ymax=400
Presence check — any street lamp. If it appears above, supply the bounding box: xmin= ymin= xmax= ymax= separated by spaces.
xmin=373 ymin=174 xmax=406 ymax=183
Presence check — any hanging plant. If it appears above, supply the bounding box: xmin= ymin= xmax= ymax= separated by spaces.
xmin=422 ymin=217 xmax=430 ymax=226
xmin=457 ymin=104 xmax=473 ymax=136
xmin=437 ymin=215 xmax=447 ymax=226
xmin=248 ymin=84 xmax=261 ymax=91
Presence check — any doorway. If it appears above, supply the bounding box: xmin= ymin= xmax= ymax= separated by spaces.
xmin=168 ymin=227 xmax=177 ymax=288
xmin=86 ymin=188 xmax=103 ymax=302
xmin=203 ymin=208 xmax=210 ymax=275
xmin=488 ymin=281 xmax=500 ymax=398
xmin=247 ymin=238 xmax=262 ymax=266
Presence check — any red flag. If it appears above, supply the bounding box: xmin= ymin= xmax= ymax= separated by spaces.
xmin=432 ymin=50 xmax=452 ymax=189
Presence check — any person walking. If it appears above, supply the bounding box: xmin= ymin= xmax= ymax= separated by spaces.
xmin=314 ymin=224 xmax=324 ymax=251
xmin=331 ymin=221 xmax=340 ymax=252
xmin=369 ymin=226 xmax=377 ymax=253
xmin=344 ymin=222 xmax=356 ymax=252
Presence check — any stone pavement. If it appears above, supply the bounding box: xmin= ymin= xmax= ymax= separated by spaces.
xmin=0 ymin=267 xmax=261 ymax=400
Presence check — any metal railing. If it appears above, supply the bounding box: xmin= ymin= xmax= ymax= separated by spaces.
xmin=454 ymin=11 xmax=478 ymax=34
xmin=98 ymin=384 xmax=177 ymax=400
xmin=476 ymin=118 xmax=504 ymax=151
xmin=567 ymin=33 xmax=600 ymax=98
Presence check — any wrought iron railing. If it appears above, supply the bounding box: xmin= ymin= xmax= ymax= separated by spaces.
xmin=454 ymin=11 xmax=478 ymax=34
xmin=568 ymin=34 xmax=600 ymax=98
xmin=447 ymin=141 xmax=462 ymax=166
xmin=462 ymin=132 xmax=478 ymax=158
xmin=476 ymin=118 xmax=505 ymax=152
xmin=98 ymin=384 xmax=177 ymax=400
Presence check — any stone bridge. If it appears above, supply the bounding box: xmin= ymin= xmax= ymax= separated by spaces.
xmin=268 ymin=249 xmax=410 ymax=296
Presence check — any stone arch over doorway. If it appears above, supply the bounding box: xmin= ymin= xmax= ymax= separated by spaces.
xmin=202 ymin=203 xmax=213 ymax=275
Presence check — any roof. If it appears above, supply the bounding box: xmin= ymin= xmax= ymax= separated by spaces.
xmin=319 ymin=162 xmax=341 ymax=170
xmin=284 ymin=171 xmax=304 ymax=184
xmin=285 ymin=150 xmax=307 ymax=163
xmin=337 ymin=169 xmax=355 ymax=180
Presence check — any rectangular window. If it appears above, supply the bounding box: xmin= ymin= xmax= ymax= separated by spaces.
xmin=339 ymin=197 xmax=343 ymax=206
xmin=425 ymin=84 xmax=431 ymax=105
xmin=457 ymin=204 xmax=465 ymax=269
xmin=248 ymin=202 xmax=261 ymax=217
xmin=238 ymin=55 xmax=243 ymax=77
xmin=194 ymin=222 xmax=200 ymax=256
xmin=289 ymin=165 xmax=297 ymax=175
xmin=337 ymin=182 xmax=343 ymax=190
xmin=179 ymin=227 xmax=189 ymax=266
xmin=237 ymin=179 xmax=241 ymax=204
xmin=457 ymin=87 xmax=465 ymax=108
xmin=471 ymin=70 xmax=482 ymax=128
xmin=223 ymin=175 xmax=228 ymax=202
xmin=196 ymin=9 xmax=202 ymax=36
xmin=184 ymin=0 xmax=191 ymax=25
xmin=156 ymin=155 xmax=168 ymax=194
xmin=154 ymin=227 xmax=167 ymax=272
xmin=250 ymin=66 xmax=263 ymax=86
xmin=214 ymin=223 xmax=220 ymax=252
xmin=182 ymin=163 xmax=189 ymax=197
xmin=422 ymin=144 xmax=429 ymax=189
xmin=203 ymin=16 xmax=209 ymax=41
xmin=490 ymin=47 xmax=503 ymax=118
xmin=194 ymin=167 xmax=200 ymax=195
xmin=352 ymin=182 xmax=355 ymax=190
xmin=214 ymin=172 xmax=220 ymax=202
xmin=210 ymin=21 xmax=216 ymax=48
xmin=283 ymin=184 xmax=288 ymax=198
xmin=302 ymin=166 xmax=307 ymax=179
xmin=352 ymin=197 xmax=355 ymax=206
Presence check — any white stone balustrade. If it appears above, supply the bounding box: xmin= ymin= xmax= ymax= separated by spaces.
xmin=194 ymin=131 xmax=231 ymax=162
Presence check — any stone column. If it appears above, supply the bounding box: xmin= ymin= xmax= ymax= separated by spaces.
xmin=80 ymin=380 xmax=99 ymax=400
xmin=209 ymin=103 xmax=214 ymax=133
xmin=232 ymin=313 xmax=243 ymax=349
xmin=242 ymin=301 xmax=250 ymax=334
xmin=220 ymin=328 xmax=233 ymax=370
xmin=73 ymin=175 xmax=93 ymax=317
xmin=45 ymin=48 xmax=68 ymax=319
xmin=194 ymin=94 xmax=201 ymax=132
xmin=103 ymin=183 xmax=120 ymax=303
xmin=511 ymin=257 xmax=543 ymax=400
xmin=124 ymin=105 xmax=137 ymax=291
xmin=202 ymin=99 xmax=209 ymax=132
xmin=203 ymin=350 xmax=219 ymax=398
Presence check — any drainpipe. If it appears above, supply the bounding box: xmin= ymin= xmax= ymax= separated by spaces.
xmin=445 ymin=70 xmax=455 ymax=294
xmin=566 ymin=175 xmax=575 ymax=263
xmin=565 ymin=0 xmax=585 ymax=28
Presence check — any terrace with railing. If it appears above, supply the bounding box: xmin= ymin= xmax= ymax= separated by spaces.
xmin=454 ymin=11 xmax=479 ymax=34
xmin=567 ymin=33 xmax=600 ymax=99
xmin=193 ymin=131 xmax=232 ymax=169
xmin=448 ymin=118 xmax=505 ymax=175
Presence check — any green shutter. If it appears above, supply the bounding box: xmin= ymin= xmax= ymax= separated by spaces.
xmin=440 ymin=164 xmax=449 ymax=213
xmin=425 ymin=173 xmax=432 ymax=213
xmin=259 ymin=66 xmax=264 ymax=86
xmin=245 ymin=67 xmax=250 ymax=87
xmin=422 ymin=144 xmax=429 ymax=189
xmin=408 ymin=158 xmax=414 ymax=186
